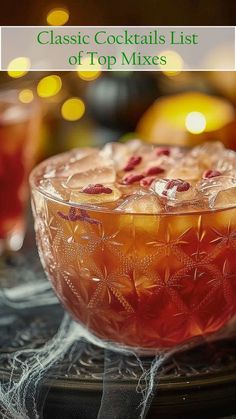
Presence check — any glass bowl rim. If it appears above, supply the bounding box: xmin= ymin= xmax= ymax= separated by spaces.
xmin=29 ymin=148 xmax=236 ymax=217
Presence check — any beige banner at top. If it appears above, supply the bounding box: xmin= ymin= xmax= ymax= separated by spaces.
xmin=1 ymin=26 xmax=235 ymax=71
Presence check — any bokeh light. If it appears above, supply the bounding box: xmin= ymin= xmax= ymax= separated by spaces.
xmin=160 ymin=50 xmax=184 ymax=76
xmin=61 ymin=98 xmax=85 ymax=121
xmin=37 ymin=75 xmax=62 ymax=98
xmin=18 ymin=89 xmax=34 ymax=103
xmin=7 ymin=57 xmax=31 ymax=78
xmin=185 ymin=111 xmax=207 ymax=134
xmin=46 ymin=8 xmax=69 ymax=25
xmin=78 ymin=69 xmax=101 ymax=81
xmin=77 ymin=58 xmax=101 ymax=81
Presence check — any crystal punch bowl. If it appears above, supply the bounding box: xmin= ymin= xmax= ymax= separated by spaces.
xmin=30 ymin=141 xmax=236 ymax=351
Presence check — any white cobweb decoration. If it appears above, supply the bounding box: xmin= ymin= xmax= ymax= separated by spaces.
xmin=0 ymin=251 xmax=236 ymax=419
xmin=0 ymin=253 xmax=169 ymax=419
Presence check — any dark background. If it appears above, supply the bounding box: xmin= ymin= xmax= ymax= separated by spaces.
xmin=0 ymin=0 xmax=235 ymax=26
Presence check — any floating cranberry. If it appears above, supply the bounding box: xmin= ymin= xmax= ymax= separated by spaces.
xmin=164 ymin=179 xmax=191 ymax=195
xmin=58 ymin=207 xmax=101 ymax=224
xmin=121 ymin=173 xmax=144 ymax=185
xmin=144 ymin=166 xmax=164 ymax=176
xmin=67 ymin=207 xmax=78 ymax=221
xmin=124 ymin=164 xmax=134 ymax=172
xmin=202 ymin=169 xmax=221 ymax=179
xmin=155 ymin=147 xmax=170 ymax=157
xmin=124 ymin=155 xmax=142 ymax=171
xmin=82 ymin=184 xmax=113 ymax=194
xmin=140 ymin=176 xmax=156 ymax=187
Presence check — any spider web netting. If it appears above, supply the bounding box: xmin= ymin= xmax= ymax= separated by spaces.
xmin=0 ymin=248 xmax=236 ymax=419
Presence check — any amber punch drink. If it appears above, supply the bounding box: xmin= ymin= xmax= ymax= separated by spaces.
xmin=31 ymin=140 xmax=236 ymax=351
xmin=0 ymin=90 xmax=40 ymax=253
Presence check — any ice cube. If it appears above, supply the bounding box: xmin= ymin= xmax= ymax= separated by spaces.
xmin=44 ymin=148 xmax=98 ymax=179
xmin=167 ymin=164 xmax=201 ymax=180
xmin=69 ymin=147 xmax=98 ymax=162
xmin=65 ymin=165 xmax=116 ymax=189
xmin=102 ymin=140 xmax=142 ymax=170
xmin=70 ymin=184 xmax=121 ymax=205
xmin=191 ymin=141 xmax=225 ymax=158
xmin=125 ymin=139 xmax=143 ymax=153
xmin=213 ymin=187 xmax=236 ymax=208
xmin=152 ymin=178 xmax=203 ymax=209
xmin=146 ymin=147 xmax=186 ymax=174
xmin=101 ymin=142 xmax=128 ymax=170
xmin=120 ymin=145 xmax=168 ymax=175
xmin=69 ymin=152 xmax=112 ymax=174
xmin=197 ymin=176 xmax=236 ymax=208
xmin=116 ymin=193 xmax=162 ymax=214
xmin=215 ymin=150 xmax=236 ymax=174
xmin=152 ymin=178 xmax=196 ymax=200
xmin=171 ymin=186 xmax=200 ymax=204
xmin=152 ymin=179 xmax=169 ymax=197
xmin=190 ymin=141 xmax=225 ymax=168
xmin=38 ymin=178 xmax=70 ymax=200
xmin=58 ymin=148 xmax=98 ymax=175
xmin=198 ymin=176 xmax=236 ymax=195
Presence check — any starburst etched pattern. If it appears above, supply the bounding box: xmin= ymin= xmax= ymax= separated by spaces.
xmin=33 ymin=194 xmax=236 ymax=349
xmin=87 ymin=264 xmax=134 ymax=313
xmin=79 ymin=223 xmax=124 ymax=255
xmin=146 ymin=224 xmax=194 ymax=269
xmin=198 ymin=258 xmax=236 ymax=309
xmin=211 ymin=219 xmax=236 ymax=249
xmin=151 ymin=267 xmax=188 ymax=315
xmin=147 ymin=225 xmax=190 ymax=254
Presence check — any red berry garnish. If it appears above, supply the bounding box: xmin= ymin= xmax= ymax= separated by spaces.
xmin=164 ymin=179 xmax=191 ymax=193
xmin=140 ymin=176 xmax=156 ymax=187
xmin=82 ymin=184 xmax=112 ymax=194
xmin=124 ymin=155 xmax=142 ymax=171
xmin=57 ymin=207 xmax=101 ymax=224
xmin=144 ymin=166 xmax=164 ymax=176
xmin=155 ymin=147 xmax=170 ymax=157
xmin=121 ymin=173 xmax=144 ymax=185
xmin=202 ymin=169 xmax=221 ymax=179
xmin=124 ymin=164 xmax=135 ymax=172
